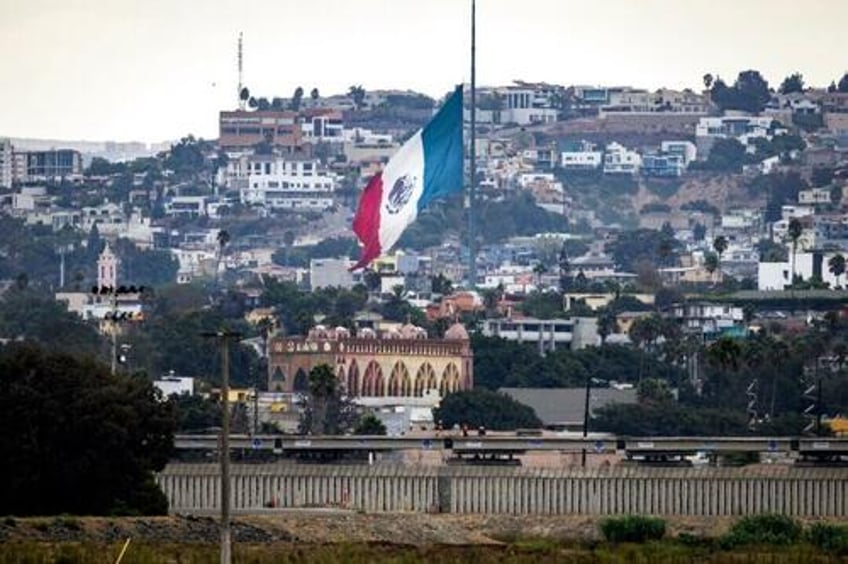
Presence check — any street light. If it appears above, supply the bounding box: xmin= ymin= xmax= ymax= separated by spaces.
xmin=91 ymin=285 xmax=145 ymax=375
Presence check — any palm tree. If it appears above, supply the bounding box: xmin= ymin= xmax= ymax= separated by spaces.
xmin=289 ymin=87 xmax=305 ymax=112
xmin=712 ymin=236 xmax=728 ymax=284
xmin=215 ymin=229 xmax=230 ymax=288
xmin=597 ymin=309 xmax=617 ymax=345
xmin=828 ymin=254 xmax=846 ymax=289
xmin=532 ymin=262 xmax=548 ymax=288
xmin=704 ymin=252 xmax=719 ymax=284
xmin=787 ymin=218 xmax=803 ymax=285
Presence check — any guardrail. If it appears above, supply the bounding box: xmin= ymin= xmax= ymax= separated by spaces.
xmin=173 ymin=434 xmax=848 ymax=456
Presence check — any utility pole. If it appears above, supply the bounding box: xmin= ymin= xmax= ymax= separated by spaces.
xmin=202 ymin=329 xmax=242 ymax=564
xmin=581 ymin=375 xmax=591 ymax=467
xmin=467 ymin=0 xmax=477 ymax=289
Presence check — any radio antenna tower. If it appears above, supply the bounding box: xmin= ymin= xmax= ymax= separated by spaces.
xmin=237 ymin=32 xmax=245 ymax=110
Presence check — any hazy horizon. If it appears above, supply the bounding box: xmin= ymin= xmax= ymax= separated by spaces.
xmin=2 ymin=0 xmax=847 ymax=144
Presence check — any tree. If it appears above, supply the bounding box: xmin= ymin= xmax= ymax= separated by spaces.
xmin=532 ymin=262 xmax=548 ymax=287
xmin=606 ymin=228 xmax=680 ymax=272
xmin=298 ymin=364 xmax=358 ymax=435
xmin=697 ymin=138 xmax=749 ymax=172
xmin=239 ymin=87 xmax=250 ymax=102
xmin=0 ymin=287 xmax=104 ymax=358
xmin=597 ymin=308 xmax=617 ymax=345
xmin=113 ymin=237 xmax=179 ymax=287
xmin=829 ymin=254 xmax=846 ymax=289
xmin=290 ymin=86 xmax=304 ymax=111
xmin=310 ymin=87 xmax=320 ymax=103
xmin=637 ymin=378 xmax=674 ymax=404
xmin=352 ymin=413 xmax=386 ymax=435
xmin=431 ymin=273 xmax=454 ymax=295
xmin=704 ymin=252 xmax=719 ymax=281
xmin=838 ymin=73 xmax=848 ymax=93
xmin=348 ymin=85 xmax=366 ymax=110
xmin=434 ymin=390 xmax=542 ymax=431
xmin=170 ymin=394 xmax=221 ymax=432
xmin=787 ymin=218 xmax=803 ymax=283
xmin=779 ymin=73 xmax=805 ymax=94
xmin=216 ymin=229 xmax=230 ymax=288
xmin=702 ymin=73 xmax=714 ymax=90
xmin=713 ymin=235 xmax=728 ymax=282
xmin=711 ymin=70 xmax=771 ymax=114
xmin=0 ymin=343 xmax=174 ymax=515
xmin=256 ymin=97 xmax=271 ymax=111
xmin=693 ymin=223 xmax=707 ymax=242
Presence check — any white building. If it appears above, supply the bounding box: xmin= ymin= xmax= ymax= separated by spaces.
xmin=310 ymin=258 xmax=356 ymax=290
xmin=561 ymin=149 xmax=603 ymax=170
xmin=482 ymin=317 xmax=599 ymax=354
xmin=153 ymin=375 xmax=195 ymax=398
xmin=300 ymin=111 xmax=344 ymax=143
xmin=225 ymin=155 xmax=338 ymax=211
xmin=164 ymin=195 xmax=210 ymax=218
xmin=798 ymin=188 xmax=833 ymax=205
xmin=661 ymin=140 xmax=698 ymax=165
xmin=0 ymin=138 xmax=12 ymax=189
xmin=758 ymin=250 xmax=846 ymax=290
xmin=80 ymin=202 xmax=126 ymax=234
xmin=666 ymin=302 xmax=745 ymax=338
xmin=696 ymin=116 xmax=774 ymax=144
xmin=721 ymin=209 xmax=761 ymax=231
xmin=603 ymin=142 xmax=641 ymax=174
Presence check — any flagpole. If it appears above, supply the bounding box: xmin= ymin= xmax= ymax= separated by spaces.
xmin=468 ymin=0 xmax=477 ymax=289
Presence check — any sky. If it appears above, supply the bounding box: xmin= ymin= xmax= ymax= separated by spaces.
xmin=1 ymin=0 xmax=846 ymax=144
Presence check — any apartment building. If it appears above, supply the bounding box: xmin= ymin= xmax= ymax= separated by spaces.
xmin=225 ymin=155 xmax=337 ymax=211
xmin=218 ymin=110 xmax=305 ymax=153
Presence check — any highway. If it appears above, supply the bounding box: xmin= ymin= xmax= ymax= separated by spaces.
xmin=174 ymin=434 xmax=848 ymax=458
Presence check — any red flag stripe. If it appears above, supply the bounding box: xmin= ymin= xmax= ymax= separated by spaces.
xmin=351 ymin=172 xmax=384 ymax=270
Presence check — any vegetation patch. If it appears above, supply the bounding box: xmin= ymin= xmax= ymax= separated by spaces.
xmin=600 ymin=516 xmax=667 ymax=543
xmin=720 ymin=515 xmax=803 ymax=548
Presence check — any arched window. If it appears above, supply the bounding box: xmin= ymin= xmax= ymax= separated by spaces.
xmin=415 ymin=363 xmax=437 ymax=397
xmin=293 ymin=368 xmax=310 ymax=393
xmin=346 ymin=361 xmax=360 ymax=396
xmin=441 ymin=363 xmax=460 ymax=395
xmin=362 ymin=361 xmax=384 ymax=397
xmin=388 ymin=361 xmax=411 ymax=396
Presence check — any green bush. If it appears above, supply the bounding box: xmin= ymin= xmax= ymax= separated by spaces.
xmin=721 ymin=514 xmax=802 ymax=548
xmin=807 ymin=522 xmax=848 ymax=554
xmin=600 ymin=515 xmax=666 ymax=543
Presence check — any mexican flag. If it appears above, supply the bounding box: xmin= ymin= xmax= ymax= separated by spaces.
xmin=351 ymin=86 xmax=463 ymax=270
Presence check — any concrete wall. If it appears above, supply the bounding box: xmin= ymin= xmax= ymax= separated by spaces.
xmin=157 ymin=464 xmax=848 ymax=516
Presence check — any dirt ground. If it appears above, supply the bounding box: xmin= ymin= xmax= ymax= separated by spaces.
xmin=0 ymin=512 xmax=759 ymax=546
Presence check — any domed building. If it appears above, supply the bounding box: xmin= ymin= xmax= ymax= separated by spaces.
xmin=268 ymin=322 xmax=473 ymax=401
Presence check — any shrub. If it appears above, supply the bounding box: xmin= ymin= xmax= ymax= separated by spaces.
xmin=600 ymin=515 xmax=666 ymax=543
xmin=721 ymin=514 xmax=802 ymax=548
xmin=807 ymin=522 xmax=848 ymax=554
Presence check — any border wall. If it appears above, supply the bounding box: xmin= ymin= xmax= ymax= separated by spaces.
xmin=157 ymin=464 xmax=848 ymax=516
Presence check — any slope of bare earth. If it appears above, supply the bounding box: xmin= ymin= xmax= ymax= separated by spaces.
xmin=628 ymin=173 xmax=756 ymax=218
xmin=0 ymin=513 xmax=835 ymax=546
